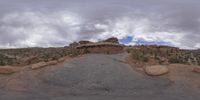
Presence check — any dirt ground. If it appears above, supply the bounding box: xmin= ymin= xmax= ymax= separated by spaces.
xmin=0 ymin=53 xmax=200 ymax=100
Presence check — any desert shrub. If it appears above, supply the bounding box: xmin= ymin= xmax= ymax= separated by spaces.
xmin=131 ymin=51 xmax=149 ymax=62
xmin=83 ymin=49 xmax=90 ymax=54
xmin=0 ymin=54 xmax=15 ymax=66
xmin=143 ymin=56 xmax=149 ymax=62
xmin=68 ymin=49 xmax=80 ymax=57
xmin=168 ymin=55 xmax=182 ymax=63
xmin=0 ymin=60 xmax=5 ymax=66
xmin=125 ymin=47 xmax=132 ymax=53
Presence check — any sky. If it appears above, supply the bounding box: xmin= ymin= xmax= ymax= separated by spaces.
xmin=0 ymin=0 xmax=200 ymax=49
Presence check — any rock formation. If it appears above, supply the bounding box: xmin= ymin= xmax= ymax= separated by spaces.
xmin=76 ymin=37 xmax=123 ymax=54
xmin=103 ymin=37 xmax=119 ymax=44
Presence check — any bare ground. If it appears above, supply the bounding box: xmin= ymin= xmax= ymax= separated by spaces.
xmin=0 ymin=53 xmax=200 ymax=100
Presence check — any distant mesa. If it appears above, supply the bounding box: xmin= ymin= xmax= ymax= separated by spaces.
xmin=79 ymin=41 xmax=93 ymax=45
xmin=103 ymin=37 xmax=119 ymax=44
xmin=71 ymin=37 xmax=123 ymax=54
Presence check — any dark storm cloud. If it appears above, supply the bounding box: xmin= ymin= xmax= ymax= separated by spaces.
xmin=0 ymin=0 xmax=200 ymax=49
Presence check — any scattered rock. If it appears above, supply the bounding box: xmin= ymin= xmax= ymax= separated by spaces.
xmin=144 ymin=65 xmax=169 ymax=76
xmin=0 ymin=66 xmax=16 ymax=74
xmin=30 ymin=62 xmax=48 ymax=70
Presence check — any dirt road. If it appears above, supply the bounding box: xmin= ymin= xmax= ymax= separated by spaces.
xmin=0 ymin=53 xmax=200 ymax=100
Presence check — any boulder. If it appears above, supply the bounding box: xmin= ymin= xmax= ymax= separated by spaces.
xmin=144 ymin=65 xmax=169 ymax=76
xmin=30 ymin=62 xmax=48 ymax=70
xmin=0 ymin=66 xmax=16 ymax=74
xmin=46 ymin=60 xmax=58 ymax=65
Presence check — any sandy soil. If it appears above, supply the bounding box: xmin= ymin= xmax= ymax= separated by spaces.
xmin=0 ymin=53 xmax=200 ymax=100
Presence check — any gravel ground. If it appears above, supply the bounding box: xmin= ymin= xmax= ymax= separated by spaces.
xmin=0 ymin=53 xmax=200 ymax=100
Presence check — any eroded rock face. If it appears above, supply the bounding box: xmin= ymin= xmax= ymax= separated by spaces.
xmin=144 ymin=65 xmax=169 ymax=76
xmin=0 ymin=66 xmax=16 ymax=74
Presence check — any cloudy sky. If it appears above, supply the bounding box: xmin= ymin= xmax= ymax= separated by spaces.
xmin=0 ymin=0 xmax=200 ymax=49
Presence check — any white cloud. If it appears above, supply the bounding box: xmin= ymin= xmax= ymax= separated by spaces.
xmin=0 ymin=10 xmax=199 ymax=49
xmin=0 ymin=11 xmax=82 ymax=48
xmin=95 ymin=16 xmax=191 ymax=49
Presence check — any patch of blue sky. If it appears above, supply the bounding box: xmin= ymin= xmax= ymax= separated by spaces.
xmin=135 ymin=39 xmax=172 ymax=46
xmin=120 ymin=36 xmax=173 ymax=46
xmin=119 ymin=36 xmax=133 ymax=44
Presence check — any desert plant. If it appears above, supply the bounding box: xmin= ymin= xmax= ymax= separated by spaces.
xmin=168 ymin=55 xmax=181 ymax=63
xmin=131 ymin=51 xmax=149 ymax=62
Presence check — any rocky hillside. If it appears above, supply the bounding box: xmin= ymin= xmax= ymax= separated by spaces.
xmin=0 ymin=47 xmax=72 ymax=66
xmin=0 ymin=37 xmax=122 ymax=66
xmin=126 ymin=45 xmax=200 ymax=66
xmin=1 ymin=37 xmax=200 ymax=67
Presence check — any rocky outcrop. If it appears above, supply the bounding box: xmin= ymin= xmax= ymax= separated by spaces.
xmin=144 ymin=65 xmax=169 ymax=76
xmin=0 ymin=66 xmax=16 ymax=74
xmin=79 ymin=41 xmax=93 ymax=45
xmin=76 ymin=43 xmax=123 ymax=54
xmin=103 ymin=37 xmax=119 ymax=44
xmin=75 ymin=37 xmax=123 ymax=54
